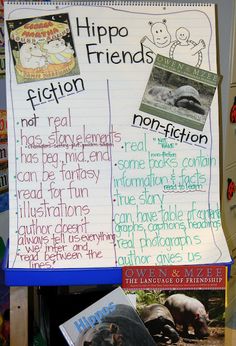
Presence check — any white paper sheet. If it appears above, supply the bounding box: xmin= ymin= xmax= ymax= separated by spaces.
xmin=5 ymin=1 xmax=231 ymax=268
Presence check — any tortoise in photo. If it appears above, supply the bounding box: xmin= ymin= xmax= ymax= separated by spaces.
xmin=140 ymin=303 xmax=180 ymax=343
xmin=173 ymin=85 xmax=205 ymax=115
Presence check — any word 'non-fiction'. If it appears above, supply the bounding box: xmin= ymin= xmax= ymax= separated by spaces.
xmin=132 ymin=113 xmax=208 ymax=146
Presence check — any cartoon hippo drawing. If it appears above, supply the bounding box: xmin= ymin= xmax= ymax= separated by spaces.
xmin=169 ymin=27 xmax=206 ymax=67
xmin=44 ymin=39 xmax=74 ymax=65
xmin=141 ymin=19 xmax=172 ymax=56
xmin=19 ymin=42 xmax=46 ymax=69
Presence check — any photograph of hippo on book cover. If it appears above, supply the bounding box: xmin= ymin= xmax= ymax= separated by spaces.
xmin=59 ymin=287 xmax=157 ymax=346
xmin=122 ymin=265 xmax=226 ymax=346
xmin=140 ymin=54 xmax=220 ymax=131
xmin=6 ymin=13 xmax=80 ymax=84
xmin=133 ymin=289 xmax=225 ymax=346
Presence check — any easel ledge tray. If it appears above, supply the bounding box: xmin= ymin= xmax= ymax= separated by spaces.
xmin=2 ymin=243 xmax=233 ymax=286
xmin=2 ymin=243 xmax=122 ymax=286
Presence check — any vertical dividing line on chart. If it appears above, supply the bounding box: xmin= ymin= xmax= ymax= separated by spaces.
xmin=106 ymin=79 xmax=118 ymax=266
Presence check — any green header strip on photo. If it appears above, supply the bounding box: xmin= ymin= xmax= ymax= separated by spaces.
xmin=155 ymin=55 xmax=220 ymax=87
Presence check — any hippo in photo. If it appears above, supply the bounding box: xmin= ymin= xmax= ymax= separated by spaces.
xmin=140 ymin=304 xmax=179 ymax=343
xmin=164 ymin=294 xmax=209 ymax=339
xmin=147 ymin=85 xmax=174 ymax=106
xmin=77 ymin=304 xmax=156 ymax=346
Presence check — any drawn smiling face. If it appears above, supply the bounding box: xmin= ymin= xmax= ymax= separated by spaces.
xmin=45 ymin=39 xmax=67 ymax=54
xmin=176 ymin=27 xmax=190 ymax=45
xmin=151 ymin=22 xmax=171 ymax=48
xmin=24 ymin=43 xmax=43 ymax=57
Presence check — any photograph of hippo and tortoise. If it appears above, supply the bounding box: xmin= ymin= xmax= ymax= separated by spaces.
xmin=140 ymin=67 xmax=216 ymax=132
xmin=135 ymin=290 xmax=225 ymax=345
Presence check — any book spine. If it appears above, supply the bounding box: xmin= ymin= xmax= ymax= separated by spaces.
xmin=59 ymin=326 xmax=75 ymax=346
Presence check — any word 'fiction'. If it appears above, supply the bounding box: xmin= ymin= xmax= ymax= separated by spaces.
xmin=26 ymin=78 xmax=85 ymax=110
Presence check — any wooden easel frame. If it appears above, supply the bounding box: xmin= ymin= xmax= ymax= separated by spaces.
xmin=10 ymin=287 xmax=28 ymax=346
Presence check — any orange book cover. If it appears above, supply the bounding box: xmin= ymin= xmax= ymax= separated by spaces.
xmin=123 ymin=265 xmax=227 ymax=345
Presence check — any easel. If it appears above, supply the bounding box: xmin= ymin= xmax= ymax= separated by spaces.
xmin=9 ymin=275 xmax=236 ymax=346
xmin=2 ymin=0 xmax=236 ymax=345
xmin=8 ymin=272 xmax=236 ymax=346
xmin=3 ymin=251 xmax=121 ymax=345
xmin=10 ymin=287 xmax=28 ymax=346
